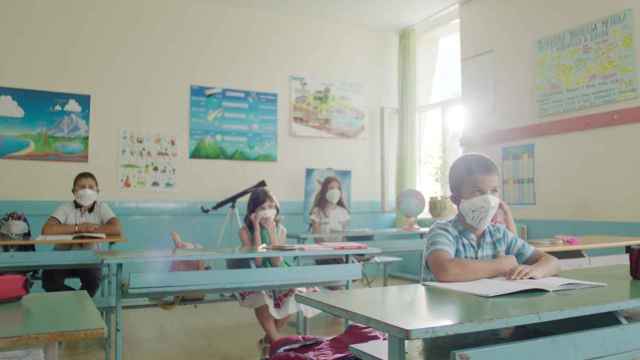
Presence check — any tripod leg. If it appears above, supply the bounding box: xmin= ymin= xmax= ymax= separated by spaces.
xmin=216 ymin=208 xmax=231 ymax=248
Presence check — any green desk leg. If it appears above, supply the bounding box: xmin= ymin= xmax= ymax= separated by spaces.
xmin=104 ymin=264 xmax=111 ymax=360
xmin=296 ymin=312 xmax=309 ymax=335
xmin=382 ymin=263 xmax=389 ymax=287
xmin=105 ymin=262 xmax=117 ymax=360
xmin=114 ymin=263 xmax=123 ymax=360
xmin=388 ymin=336 xmax=406 ymax=360
xmin=418 ymin=234 xmax=426 ymax=283
xmin=344 ymin=255 xmax=353 ymax=329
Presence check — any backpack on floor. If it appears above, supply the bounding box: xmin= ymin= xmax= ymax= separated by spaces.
xmin=0 ymin=274 xmax=30 ymax=303
xmin=269 ymin=324 xmax=385 ymax=360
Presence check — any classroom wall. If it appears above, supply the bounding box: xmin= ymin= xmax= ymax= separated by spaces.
xmin=0 ymin=0 xmax=398 ymax=203
xmin=460 ymin=0 xmax=640 ymax=222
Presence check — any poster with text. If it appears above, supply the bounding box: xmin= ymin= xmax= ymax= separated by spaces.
xmin=290 ymin=76 xmax=366 ymax=138
xmin=119 ymin=129 xmax=178 ymax=191
xmin=536 ymin=9 xmax=638 ymax=117
xmin=303 ymin=168 xmax=352 ymax=224
xmin=502 ymin=144 xmax=535 ymax=206
xmin=190 ymin=85 xmax=277 ymax=161
xmin=0 ymin=86 xmax=90 ymax=162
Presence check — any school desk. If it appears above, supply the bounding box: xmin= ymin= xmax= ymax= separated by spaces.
xmin=297 ymin=265 xmax=640 ymax=360
xmin=0 ymin=250 xmax=101 ymax=272
xmin=287 ymin=228 xmax=430 ymax=244
xmin=288 ymin=228 xmax=429 ymax=282
xmin=532 ymin=235 xmax=640 ymax=253
xmin=98 ymin=246 xmax=381 ymax=360
xmin=1 ymin=235 xmax=127 ymax=250
xmin=0 ymin=291 xmax=105 ymax=360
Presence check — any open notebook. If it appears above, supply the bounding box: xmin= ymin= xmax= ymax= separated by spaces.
xmin=424 ymin=277 xmax=607 ymax=297
xmin=37 ymin=233 xmax=107 ymax=241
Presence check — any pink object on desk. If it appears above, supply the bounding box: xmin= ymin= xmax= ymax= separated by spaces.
xmin=554 ymin=235 xmax=581 ymax=245
xmin=321 ymin=242 xmax=368 ymax=250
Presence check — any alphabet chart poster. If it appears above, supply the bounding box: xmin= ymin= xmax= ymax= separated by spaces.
xmin=502 ymin=144 xmax=536 ymax=205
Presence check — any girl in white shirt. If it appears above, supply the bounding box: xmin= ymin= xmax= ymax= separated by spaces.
xmin=309 ymin=176 xmax=350 ymax=243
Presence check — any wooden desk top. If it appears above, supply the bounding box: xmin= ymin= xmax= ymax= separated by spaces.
xmin=297 ymin=265 xmax=640 ymax=340
xmin=531 ymin=235 xmax=640 ymax=252
xmin=0 ymin=291 xmax=105 ymax=348
xmin=0 ymin=235 xmax=127 ymax=246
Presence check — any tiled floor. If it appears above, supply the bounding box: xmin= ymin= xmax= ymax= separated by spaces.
xmin=61 ymin=277 xmax=404 ymax=360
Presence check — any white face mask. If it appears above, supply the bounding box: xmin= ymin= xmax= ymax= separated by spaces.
xmin=75 ymin=188 xmax=98 ymax=207
xmin=258 ymin=208 xmax=277 ymax=222
xmin=458 ymin=194 xmax=500 ymax=231
xmin=3 ymin=220 xmax=29 ymax=236
xmin=326 ymin=189 xmax=341 ymax=204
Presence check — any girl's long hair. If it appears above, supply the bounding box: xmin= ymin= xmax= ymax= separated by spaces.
xmin=244 ymin=187 xmax=281 ymax=234
xmin=310 ymin=176 xmax=349 ymax=217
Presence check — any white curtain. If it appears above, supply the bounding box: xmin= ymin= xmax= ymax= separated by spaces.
xmin=397 ymin=28 xmax=418 ymax=193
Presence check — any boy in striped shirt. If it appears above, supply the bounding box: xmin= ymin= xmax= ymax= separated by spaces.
xmin=424 ymin=153 xmax=558 ymax=282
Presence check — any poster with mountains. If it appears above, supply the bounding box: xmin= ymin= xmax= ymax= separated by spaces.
xmin=189 ymin=85 xmax=278 ymax=162
xmin=0 ymin=86 xmax=91 ymax=162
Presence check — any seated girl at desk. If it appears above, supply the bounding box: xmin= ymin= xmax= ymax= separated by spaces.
xmin=309 ymin=176 xmax=350 ymax=242
xmin=41 ymin=172 xmax=121 ymax=297
xmin=237 ymin=187 xmax=315 ymax=356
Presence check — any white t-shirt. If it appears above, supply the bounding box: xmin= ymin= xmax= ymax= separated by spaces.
xmin=51 ymin=201 xmax=116 ymax=250
xmin=309 ymin=206 xmax=350 ymax=242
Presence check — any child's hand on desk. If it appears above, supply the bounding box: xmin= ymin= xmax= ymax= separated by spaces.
xmin=507 ymin=265 xmax=543 ymax=280
xmin=78 ymin=223 xmax=99 ymax=233
xmin=495 ymin=255 xmax=518 ymax=274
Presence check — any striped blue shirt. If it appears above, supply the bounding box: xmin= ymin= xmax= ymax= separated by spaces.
xmin=423 ymin=216 xmax=535 ymax=281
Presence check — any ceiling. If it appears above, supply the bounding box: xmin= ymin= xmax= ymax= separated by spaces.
xmin=213 ymin=0 xmax=461 ymax=31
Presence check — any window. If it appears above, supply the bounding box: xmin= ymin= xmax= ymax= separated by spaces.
xmin=415 ymin=17 xmax=463 ymax=203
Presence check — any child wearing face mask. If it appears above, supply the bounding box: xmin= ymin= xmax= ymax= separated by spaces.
xmin=309 ymin=176 xmax=350 ymax=243
xmin=237 ymin=187 xmax=316 ymax=356
xmin=424 ymin=154 xmax=558 ymax=283
xmin=41 ymin=172 xmax=121 ymax=297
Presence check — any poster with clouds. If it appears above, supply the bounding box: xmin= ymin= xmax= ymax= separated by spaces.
xmin=0 ymin=86 xmax=91 ymax=162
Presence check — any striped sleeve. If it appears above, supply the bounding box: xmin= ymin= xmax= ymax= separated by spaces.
xmin=503 ymin=227 xmax=535 ymax=263
xmin=425 ymin=226 xmax=456 ymax=258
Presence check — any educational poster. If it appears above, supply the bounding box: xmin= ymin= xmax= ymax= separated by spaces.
xmin=536 ymin=9 xmax=638 ymax=117
xmin=119 ymin=129 xmax=178 ymax=191
xmin=0 ymin=86 xmax=90 ymax=162
xmin=290 ymin=76 xmax=366 ymax=139
xmin=502 ymin=144 xmax=535 ymax=206
xmin=189 ymin=85 xmax=277 ymax=161
xmin=303 ymin=168 xmax=352 ymax=223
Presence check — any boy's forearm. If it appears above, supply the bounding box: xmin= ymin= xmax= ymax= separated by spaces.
xmin=435 ymin=258 xmax=505 ymax=282
xmin=96 ymin=223 xmax=121 ymax=236
xmin=532 ymin=253 xmax=560 ymax=277
xmin=42 ymin=223 xmax=75 ymax=235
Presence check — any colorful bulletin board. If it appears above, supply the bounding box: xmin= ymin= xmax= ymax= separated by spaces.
xmin=536 ymin=9 xmax=638 ymax=117
xmin=119 ymin=129 xmax=178 ymax=191
xmin=189 ymin=85 xmax=278 ymax=162
xmin=303 ymin=168 xmax=352 ymax=224
xmin=0 ymin=86 xmax=91 ymax=162
xmin=290 ymin=76 xmax=366 ymax=139
xmin=502 ymin=144 xmax=535 ymax=206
